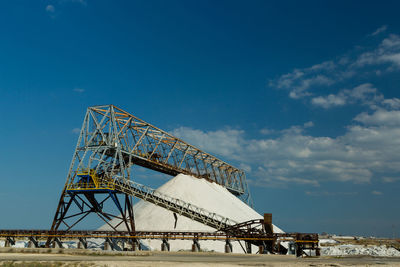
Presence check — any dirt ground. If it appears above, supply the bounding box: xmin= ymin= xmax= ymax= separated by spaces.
xmin=1 ymin=248 xmax=400 ymax=266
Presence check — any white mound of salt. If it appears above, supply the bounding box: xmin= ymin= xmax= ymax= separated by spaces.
xmin=100 ymin=174 xmax=283 ymax=253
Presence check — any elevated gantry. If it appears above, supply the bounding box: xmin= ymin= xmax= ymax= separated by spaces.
xmin=47 ymin=105 xmax=253 ymax=246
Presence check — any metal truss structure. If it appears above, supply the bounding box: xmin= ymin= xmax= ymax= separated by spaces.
xmin=97 ymin=175 xmax=238 ymax=230
xmin=48 ymin=105 xmax=253 ymax=246
xmin=77 ymin=105 xmax=250 ymax=199
xmin=0 ymin=229 xmax=319 ymax=255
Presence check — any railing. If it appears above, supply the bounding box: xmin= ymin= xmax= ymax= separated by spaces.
xmin=80 ymin=105 xmax=252 ymax=204
xmin=85 ymin=176 xmax=239 ymax=230
xmin=66 ymin=180 xmax=115 ymax=191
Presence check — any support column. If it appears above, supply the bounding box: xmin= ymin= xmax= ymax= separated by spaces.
xmin=104 ymin=238 xmax=112 ymax=251
xmin=288 ymin=242 xmax=296 ymax=255
xmin=263 ymin=213 xmax=273 ymax=234
xmin=104 ymin=237 xmax=123 ymax=251
xmin=161 ymin=239 xmax=170 ymax=251
xmin=225 ymin=239 xmax=232 ymax=253
xmin=316 ymin=245 xmax=321 ymax=256
xmin=28 ymin=237 xmax=39 ymax=248
xmin=296 ymin=243 xmax=303 ymax=257
xmin=52 ymin=237 xmax=63 ymax=248
xmin=5 ymin=237 xmax=15 ymax=247
xmin=78 ymin=237 xmax=87 ymax=249
xmin=192 ymin=239 xmax=200 ymax=252
xmin=132 ymin=239 xmax=141 ymax=251
xmin=245 ymin=241 xmax=252 ymax=254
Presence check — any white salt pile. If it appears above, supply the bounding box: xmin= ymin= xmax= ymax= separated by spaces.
xmin=322 ymin=244 xmax=400 ymax=257
xmin=319 ymin=238 xmax=340 ymax=245
xmin=100 ymin=174 xmax=283 ymax=253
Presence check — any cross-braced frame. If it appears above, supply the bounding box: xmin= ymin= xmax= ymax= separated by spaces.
xmin=47 ymin=105 xmax=253 ymax=246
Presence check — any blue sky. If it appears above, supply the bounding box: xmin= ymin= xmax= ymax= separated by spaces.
xmin=1 ymin=0 xmax=400 ymax=237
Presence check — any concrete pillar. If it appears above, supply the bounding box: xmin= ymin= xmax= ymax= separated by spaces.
xmin=316 ymin=247 xmax=321 ymax=256
xmin=258 ymin=245 xmax=264 ymax=254
xmin=161 ymin=239 xmax=170 ymax=251
xmin=224 ymin=240 xmax=232 ymax=253
xmin=245 ymin=242 xmax=252 ymax=254
xmin=52 ymin=242 xmax=61 ymax=248
xmin=5 ymin=237 xmax=15 ymax=247
xmin=132 ymin=240 xmax=141 ymax=251
xmin=192 ymin=239 xmax=200 ymax=252
xmin=125 ymin=239 xmax=134 ymax=251
xmin=78 ymin=237 xmax=87 ymax=249
xmin=288 ymin=242 xmax=296 ymax=255
xmin=104 ymin=241 xmax=111 ymax=251
xmin=296 ymin=243 xmax=303 ymax=257
xmin=78 ymin=241 xmax=85 ymax=249
xmin=52 ymin=238 xmax=63 ymax=249
xmin=122 ymin=241 xmax=128 ymax=251
xmin=114 ymin=240 xmax=123 ymax=251
xmin=28 ymin=237 xmax=39 ymax=248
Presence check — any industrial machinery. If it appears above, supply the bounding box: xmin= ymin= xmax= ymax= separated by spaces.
xmin=47 ymin=105 xmax=253 ymax=247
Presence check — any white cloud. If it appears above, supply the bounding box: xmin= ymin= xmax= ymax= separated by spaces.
xmin=311 ymin=83 xmax=381 ymax=109
xmin=303 ymin=121 xmax=314 ymax=128
xmin=73 ymin=0 xmax=87 ymax=5
xmin=348 ymin=83 xmax=378 ymax=100
xmin=73 ymin=88 xmax=85 ymax=93
xmin=270 ymin=34 xmax=400 ymax=100
xmin=371 ymin=190 xmax=383 ymax=195
xmin=269 ymin=60 xmax=341 ymax=99
xmin=171 ymin=127 xmax=244 ymax=157
xmin=312 ymin=93 xmax=347 ymax=108
xmin=382 ymin=98 xmax=400 ymax=109
xmin=173 ymin=106 xmax=400 ymax=187
xmin=370 ymin=25 xmax=388 ymax=36
xmin=60 ymin=0 xmax=87 ymax=5
xmin=46 ymin=5 xmax=55 ymax=13
xmin=260 ymin=128 xmax=275 ymax=135
xmin=46 ymin=1 xmax=86 ymax=17
xmin=72 ymin=128 xmax=80 ymax=134
xmin=239 ymin=163 xmax=252 ymax=173
xmin=305 ymin=191 xmax=358 ymax=197
xmin=284 ymin=74 xmax=334 ymax=99
xmin=354 ymin=109 xmax=400 ymax=126
xmin=354 ymin=34 xmax=400 ymax=68
xmin=382 ymin=176 xmax=400 ymax=183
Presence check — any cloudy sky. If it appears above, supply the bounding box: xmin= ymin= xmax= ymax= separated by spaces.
xmin=1 ymin=0 xmax=400 ymax=237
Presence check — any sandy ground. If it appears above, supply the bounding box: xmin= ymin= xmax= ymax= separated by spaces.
xmin=1 ymin=248 xmax=400 ymax=266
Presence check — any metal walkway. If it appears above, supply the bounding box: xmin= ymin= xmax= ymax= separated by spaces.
xmin=49 ymin=105 xmax=251 ymax=242
xmin=0 ymin=229 xmax=320 ymax=256
xmin=0 ymin=229 xmax=318 ymax=243
xmin=68 ymin=176 xmax=238 ymax=231
xmin=114 ymin=177 xmax=238 ymax=230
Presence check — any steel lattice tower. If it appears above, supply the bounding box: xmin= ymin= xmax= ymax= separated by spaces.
xmin=47 ymin=105 xmax=252 ymax=246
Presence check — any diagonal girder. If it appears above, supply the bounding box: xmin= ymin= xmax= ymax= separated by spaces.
xmin=48 ymin=104 xmax=253 ymax=243
xmin=76 ymin=105 xmax=252 ymax=205
xmin=104 ymin=176 xmax=238 ymax=230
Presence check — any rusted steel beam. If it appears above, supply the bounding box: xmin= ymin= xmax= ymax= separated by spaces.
xmin=0 ymin=229 xmax=319 ymax=243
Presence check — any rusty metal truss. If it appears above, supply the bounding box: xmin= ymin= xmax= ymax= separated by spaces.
xmin=102 ymin=175 xmax=238 ymax=230
xmin=71 ymin=104 xmax=251 ymax=201
xmin=47 ymin=105 xmax=253 ymax=246
xmin=0 ymin=229 xmax=319 ymax=255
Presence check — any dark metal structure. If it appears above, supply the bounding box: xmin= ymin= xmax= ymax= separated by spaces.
xmin=47 ymin=105 xmax=253 ymax=246
xmin=0 ymin=228 xmax=319 ymax=255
